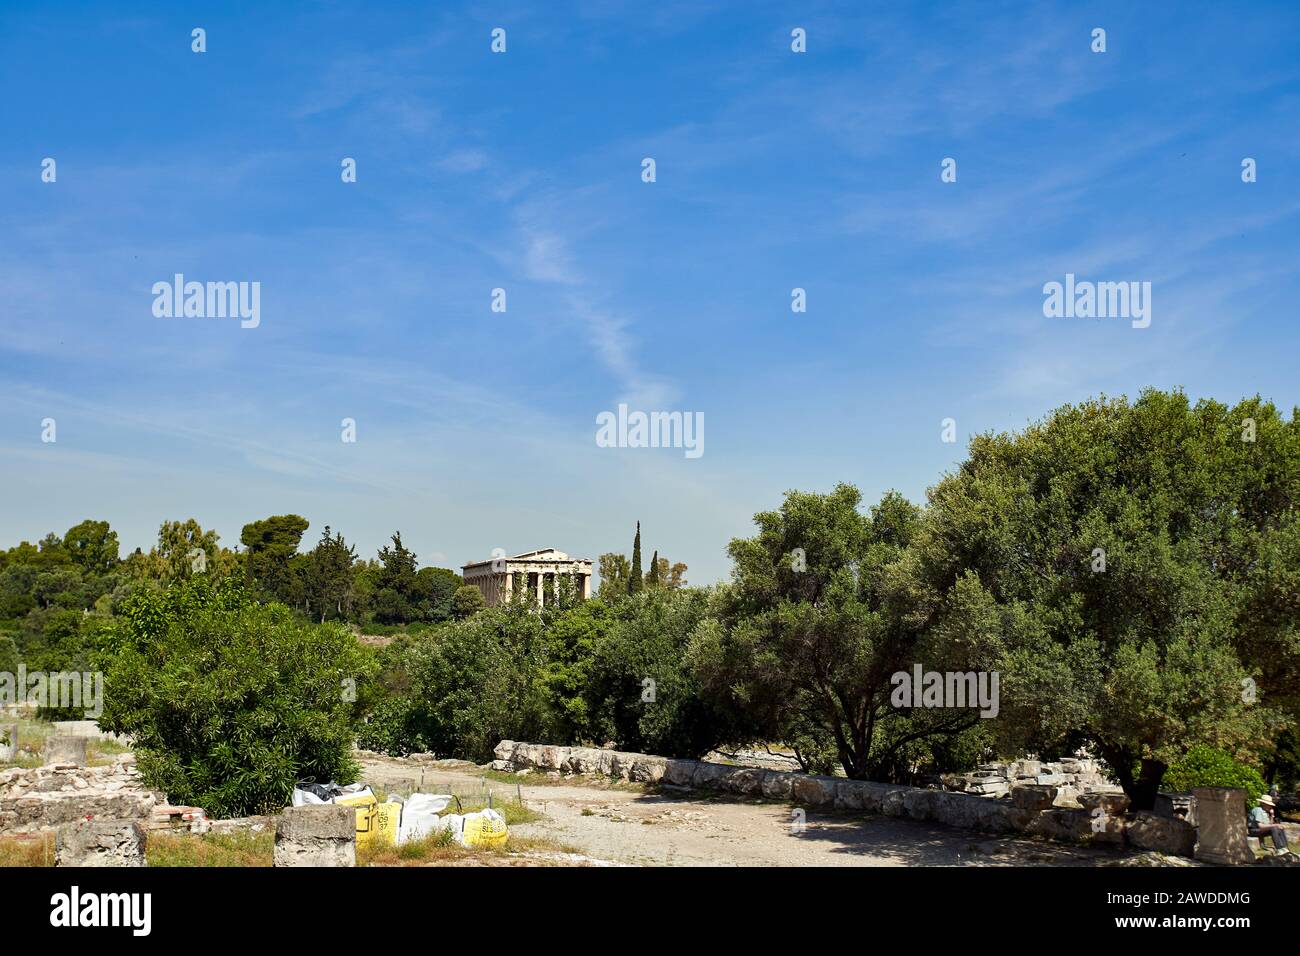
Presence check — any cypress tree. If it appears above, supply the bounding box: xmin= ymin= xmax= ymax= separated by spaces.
xmin=646 ymin=549 xmax=660 ymax=588
xmin=628 ymin=521 xmax=643 ymax=594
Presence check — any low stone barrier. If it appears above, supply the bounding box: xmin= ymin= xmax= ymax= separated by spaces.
xmin=55 ymin=819 xmax=146 ymax=867
xmin=492 ymin=740 xmax=1210 ymax=858
xmin=0 ymin=755 xmax=158 ymax=834
xmin=274 ymin=805 xmax=356 ymax=867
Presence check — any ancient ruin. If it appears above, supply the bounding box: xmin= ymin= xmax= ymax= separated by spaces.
xmin=461 ymin=548 xmax=593 ymax=607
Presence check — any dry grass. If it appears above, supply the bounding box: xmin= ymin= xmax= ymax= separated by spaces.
xmin=146 ymin=829 xmax=274 ymax=867
xmin=0 ymin=832 xmax=55 ymax=867
xmin=358 ymin=830 xmax=581 ymax=866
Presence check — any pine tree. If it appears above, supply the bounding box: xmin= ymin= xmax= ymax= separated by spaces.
xmin=628 ymin=521 xmax=643 ymax=594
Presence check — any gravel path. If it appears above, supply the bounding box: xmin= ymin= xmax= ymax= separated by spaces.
xmin=357 ymin=754 xmax=1130 ymax=867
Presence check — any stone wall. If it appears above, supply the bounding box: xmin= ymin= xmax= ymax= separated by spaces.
xmin=944 ymin=758 xmax=1118 ymax=799
xmin=0 ymin=755 xmax=158 ymax=834
xmin=493 ymin=741 xmax=1202 ymax=857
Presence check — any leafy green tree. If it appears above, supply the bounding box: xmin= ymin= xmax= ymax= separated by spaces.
xmin=63 ymin=520 xmax=119 ymax=575
xmin=452 ymin=584 xmax=487 ymax=619
xmin=597 ymin=553 xmax=629 ymax=599
xmin=240 ymin=515 xmax=309 ymax=604
xmin=372 ymin=532 xmax=419 ymax=624
xmin=301 ymin=526 xmax=357 ymax=622
xmin=693 ymin=485 xmax=945 ymax=779
xmin=97 ymin=580 xmax=374 ymax=817
xmin=587 ymin=588 xmax=733 ymax=757
xmin=411 ymin=567 xmax=461 ymax=622
xmin=910 ymin=390 xmax=1295 ymax=808
xmin=399 ymin=603 xmax=550 ymax=761
xmin=149 ymin=519 xmax=238 ymax=584
xmin=538 ymin=598 xmax=613 ymax=743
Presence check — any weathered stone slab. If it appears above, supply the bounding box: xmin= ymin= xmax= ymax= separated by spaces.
xmin=718 ymin=767 xmax=766 ymax=795
xmin=567 ymin=747 xmax=604 ymax=775
xmin=760 ymin=769 xmax=793 ymax=800
xmin=1078 ymin=792 xmax=1130 ymax=815
xmin=1193 ymin=788 xmax=1254 ymax=866
xmin=535 ymin=745 xmax=571 ymax=772
xmin=1127 ymin=810 xmax=1197 ymax=857
xmin=55 ymin=819 xmax=145 ymax=867
xmin=690 ymin=762 xmax=734 ymax=789
xmin=1029 ymin=808 xmax=1093 ymax=842
xmin=834 ymin=780 xmax=867 ymax=810
xmin=1012 ymin=785 xmax=1058 ymax=811
xmin=663 ymin=759 xmax=699 ymax=786
xmin=44 ymin=736 xmax=87 ymax=767
xmin=629 ymin=757 xmax=668 ymax=784
xmin=1154 ymin=791 xmax=1195 ymax=824
xmin=790 ymin=775 xmax=837 ymax=807
xmin=274 ymin=805 xmax=356 ymax=867
xmin=903 ymin=789 xmax=937 ymax=821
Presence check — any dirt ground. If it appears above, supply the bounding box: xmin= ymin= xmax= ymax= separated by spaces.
xmin=357 ymin=754 xmax=1131 ymax=867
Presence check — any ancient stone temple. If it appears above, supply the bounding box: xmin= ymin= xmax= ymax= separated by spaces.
xmin=461 ymin=548 xmax=593 ymax=607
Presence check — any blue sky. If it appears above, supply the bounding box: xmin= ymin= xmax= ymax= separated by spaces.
xmin=2 ymin=1 xmax=1298 ymax=585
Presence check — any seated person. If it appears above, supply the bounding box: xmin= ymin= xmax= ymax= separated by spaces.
xmin=1248 ymin=794 xmax=1289 ymax=853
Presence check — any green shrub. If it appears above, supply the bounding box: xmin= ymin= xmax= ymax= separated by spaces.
xmin=356 ymin=696 xmax=428 ymax=756
xmin=97 ymin=579 xmax=375 ymax=817
xmin=1163 ymin=745 xmax=1268 ymax=806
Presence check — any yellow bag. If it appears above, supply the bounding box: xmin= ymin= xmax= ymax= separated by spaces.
xmin=336 ymin=792 xmax=383 ymax=847
xmin=371 ymin=801 xmax=402 ymax=846
xmin=461 ymin=809 xmax=509 ymax=848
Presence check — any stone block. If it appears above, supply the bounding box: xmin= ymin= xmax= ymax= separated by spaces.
xmin=629 ymin=757 xmax=668 ymax=784
xmin=1192 ymin=787 xmax=1254 ymax=866
xmin=1126 ymin=810 xmax=1197 ymax=857
xmin=718 ymin=767 xmax=766 ymax=795
xmin=1078 ymin=792 xmax=1130 ymax=815
xmin=274 ymin=805 xmax=356 ymax=867
xmin=566 ymin=747 xmax=603 ymax=775
xmin=44 ymin=737 xmax=87 ymax=767
xmin=492 ymin=739 xmax=516 ymax=762
xmin=690 ymin=762 xmax=734 ymax=789
xmin=608 ymin=751 xmax=637 ymax=780
xmin=1154 ymin=791 xmax=1195 ymax=823
xmin=536 ymin=745 xmax=571 ymax=772
xmin=880 ymin=787 xmax=907 ymax=817
xmin=790 ymin=775 xmax=837 ymax=807
xmin=760 ymin=770 xmax=794 ymax=800
xmin=834 ymin=780 xmax=868 ymax=811
xmin=663 ymin=759 xmax=699 ymax=786
xmin=55 ymin=819 xmax=145 ymax=867
xmin=1012 ymin=785 xmax=1058 ymax=811
xmin=902 ymin=790 xmax=936 ymax=821
xmin=1029 ymin=808 xmax=1093 ymax=842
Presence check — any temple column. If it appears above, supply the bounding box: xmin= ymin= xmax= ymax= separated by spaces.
xmin=504 ymin=570 xmax=513 ymax=603
xmin=536 ymin=572 xmax=544 ymax=606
